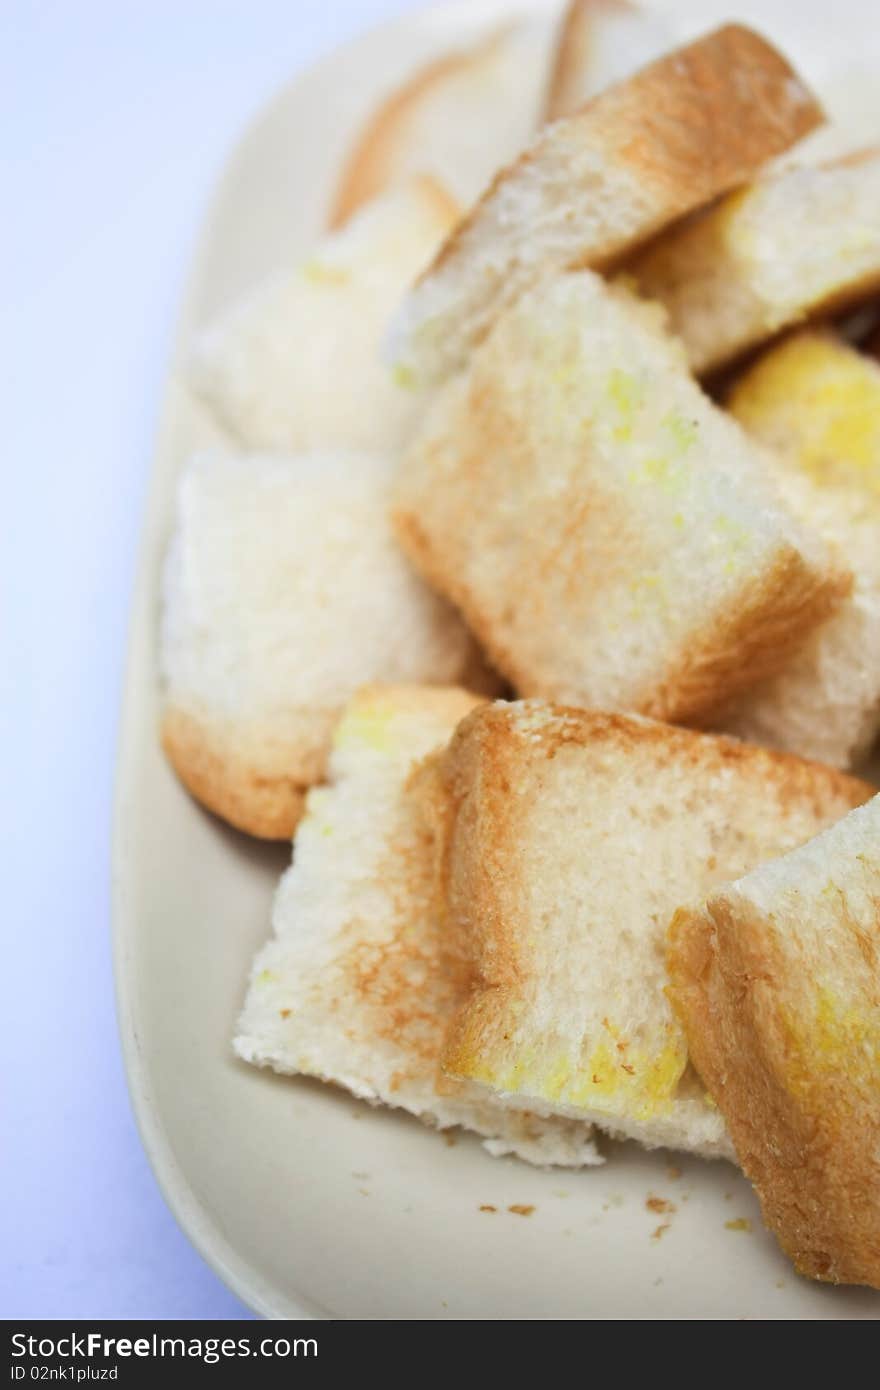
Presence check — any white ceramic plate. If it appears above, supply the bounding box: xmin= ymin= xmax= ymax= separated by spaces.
xmin=114 ymin=0 xmax=880 ymax=1320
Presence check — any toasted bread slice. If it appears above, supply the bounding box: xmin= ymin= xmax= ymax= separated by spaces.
xmin=720 ymin=331 xmax=880 ymax=766
xmin=668 ymin=794 xmax=880 ymax=1287
xmin=190 ymin=177 xmax=458 ymax=455
xmin=429 ymin=701 xmax=871 ymax=1156
xmin=389 ymin=24 xmax=821 ymax=386
xmin=160 ymin=452 xmax=498 ymax=840
xmin=234 ymin=685 xmax=601 ymax=1167
xmin=328 ymin=22 xmax=557 ymax=227
xmin=545 ymin=0 xmax=672 ymax=120
xmin=394 ymin=270 xmax=849 ymax=724
xmin=630 ymin=151 xmax=880 ymax=375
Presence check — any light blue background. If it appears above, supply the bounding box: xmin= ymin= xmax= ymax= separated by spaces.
xmin=1 ymin=0 xmax=423 ymax=1320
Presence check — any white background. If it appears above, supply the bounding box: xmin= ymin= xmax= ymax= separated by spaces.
xmin=2 ymin=0 xmax=424 ymax=1321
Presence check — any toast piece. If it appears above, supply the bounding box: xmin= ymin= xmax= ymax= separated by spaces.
xmin=630 ymin=151 xmax=880 ymax=376
xmin=720 ymin=331 xmax=880 ymax=766
xmin=160 ymin=452 xmax=497 ymax=840
xmin=545 ymin=0 xmax=671 ymax=120
xmin=328 ymin=22 xmax=556 ymax=227
xmin=430 ymin=701 xmax=871 ymax=1156
xmin=668 ymin=794 xmax=880 ymax=1287
xmin=394 ymin=270 xmax=849 ymax=724
xmin=389 ymin=25 xmax=822 ymax=386
xmin=190 ymin=177 xmax=458 ymax=455
xmin=234 ymin=685 xmax=601 ymax=1167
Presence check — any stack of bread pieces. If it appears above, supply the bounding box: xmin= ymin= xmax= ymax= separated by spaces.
xmin=159 ymin=4 xmax=880 ymax=1290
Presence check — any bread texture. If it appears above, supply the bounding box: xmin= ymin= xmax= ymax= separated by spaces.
xmin=190 ymin=177 xmax=458 ymax=455
xmin=389 ymin=24 xmax=822 ymax=386
xmin=394 ymin=270 xmax=849 ymax=724
xmin=630 ymin=150 xmax=880 ymax=375
xmin=234 ymin=685 xmax=601 ymax=1167
xmin=667 ymin=794 xmax=880 ymax=1287
xmin=720 ymin=331 xmax=880 ymax=767
xmin=430 ymin=700 xmax=872 ymax=1157
xmin=328 ymin=21 xmax=557 ymax=227
xmin=545 ymin=0 xmax=671 ymax=120
xmin=160 ymin=452 xmax=498 ymax=840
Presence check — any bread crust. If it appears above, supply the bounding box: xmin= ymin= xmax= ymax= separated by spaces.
xmin=668 ymin=877 xmax=880 ymax=1288
xmin=422 ymin=25 xmax=822 ymax=289
xmin=546 ymin=0 xmax=632 ymax=122
xmin=327 ymin=28 xmax=513 ymax=228
xmin=161 ymin=706 xmax=313 ymax=841
xmin=645 ymin=545 xmax=853 ymax=724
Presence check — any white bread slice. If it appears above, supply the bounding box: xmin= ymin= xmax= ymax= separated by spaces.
xmin=190 ymin=177 xmax=458 ymax=455
xmin=630 ymin=151 xmax=880 ymax=376
xmin=328 ymin=21 xmax=557 ymax=228
xmin=160 ymin=452 xmax=497 ymax=840
xmin=388 ymin=25 xmax=822 ymax=386
xmin=394 ymin=270 xmax=849 ymax=725
xmin=234 ymin=685 xmax=601 ymax=1167
xmin=668 ymin=793 xmax=880 ymax=1287
xmin=720 ymin=331 xmax=880 ymax=767
xmin=545 ymin=0 xmax=672 ymax=121
xmin=428 ymin=700 xmax=871 ymax=1157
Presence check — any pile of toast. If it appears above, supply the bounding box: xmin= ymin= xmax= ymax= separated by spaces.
xmin=158 ymin=3 xmax=880 ymax=1291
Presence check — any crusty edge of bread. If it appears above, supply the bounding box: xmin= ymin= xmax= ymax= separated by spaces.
xmin=546 ymin=0 xmax=629 ymax=122
xmin=326 ymin=27 xmax=515 ymax=228
xmin=161 ymin=705 xmax=311 ymax=841
xmin=644 ymin=544 xmax=853 ymax=724
xmin=418 ymin=25 xmax=823 ymax=293
xmin=667 ymin=862 xmax=879 ymax=1287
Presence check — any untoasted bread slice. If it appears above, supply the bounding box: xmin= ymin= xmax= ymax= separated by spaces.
xmin=545 ymin=0 xmax=672 ymax=120
xmin=630 ymin=150 xmax=880 ymax=375
xmin=394 ymin=270 xmax=849 ymax=724
xmin=328 ymin=22 xmax=557 ymax=227
xmin=720 ymin=331 xmax=880 ymax=766
xmin=429 ymin=701 xmax=871 ymax=1156
xmin=234 ymin=685 xmax=601 ymax=1167
xmin=389 ymin=24 xmax=822 ymax=385
xmin=668 ymin=794 xmax=880 ymax=1287
xmin=190 ymin=177 xmax=458 ymax=455
xmin=160 ymin=452 xmax=498 ymax=840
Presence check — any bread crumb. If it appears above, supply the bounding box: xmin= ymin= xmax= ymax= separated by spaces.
xmin=279 ymin=1008 xmax=291 ymax=1019
xmin=444 ymin=1133 xmax=458 ymax=1147
xmin=508 ymin=1204 xmax=536 ymax=1217
xmin=479 ymin=1204 xmax=497 ymax=1213
xmin=667 ymin=1165 xmax=682 ymax=1181
xmin=725 ymin=1218 xmax=752 ymax=1232
xmin=646 ymin=1195 xmax=676 ymax=1215
xmin=358 ymin=1188 xmax=369 ymax=1197
xmin=651 ymin=1223 xmax=671 ymax=1240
